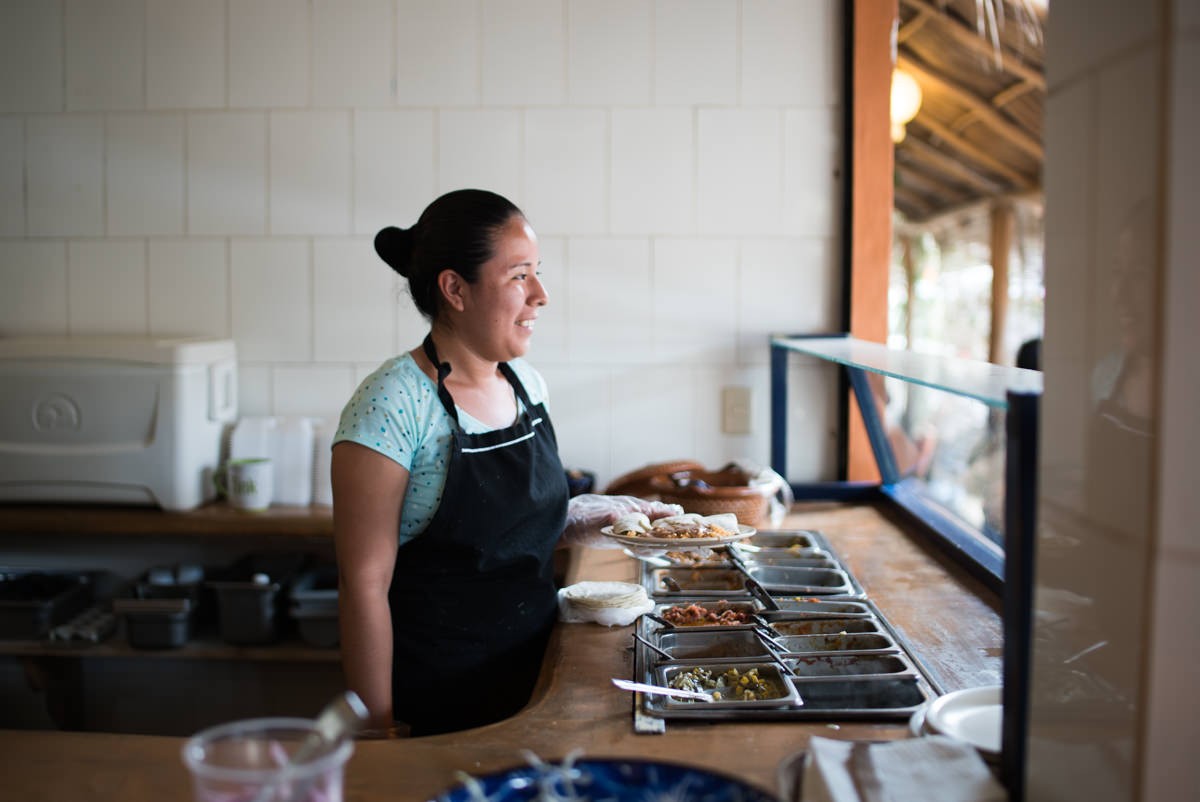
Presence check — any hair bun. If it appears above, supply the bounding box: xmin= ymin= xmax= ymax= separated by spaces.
xmin=374 ymin=226 xmax=413 ymax=276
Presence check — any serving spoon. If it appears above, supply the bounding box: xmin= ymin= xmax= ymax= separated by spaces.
xmin=612 ymin=678 xmax=715 ymax=702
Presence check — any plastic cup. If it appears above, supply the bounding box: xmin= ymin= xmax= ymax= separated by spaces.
xmin=182 ymin=717 xmax=353 ymax=802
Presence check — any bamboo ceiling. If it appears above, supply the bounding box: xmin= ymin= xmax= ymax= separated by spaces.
xmin=894 ymin=0 xmax=1046 ymax=224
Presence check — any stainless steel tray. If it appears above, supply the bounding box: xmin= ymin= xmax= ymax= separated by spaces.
xmin=631 ymin=529 xmax=943 ymax=722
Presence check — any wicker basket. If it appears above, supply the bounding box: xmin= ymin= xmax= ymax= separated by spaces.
xmin=646 ymin=465 xmax=775 ymax=528
xmin=604 ymin=460 xmax=705 ymax=498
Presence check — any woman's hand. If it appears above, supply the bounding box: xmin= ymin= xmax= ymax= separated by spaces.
xmin=560 ymin=493 xmax=683 ymax=549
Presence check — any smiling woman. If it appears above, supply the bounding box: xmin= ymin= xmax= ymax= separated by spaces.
xmin=329 ymin=189 xmax=678 ymax=737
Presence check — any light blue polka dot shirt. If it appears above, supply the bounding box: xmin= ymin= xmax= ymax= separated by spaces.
xmin=333 ymin=352 xmax=550 ymax=544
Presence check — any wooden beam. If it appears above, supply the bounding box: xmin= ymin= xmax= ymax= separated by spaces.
xmin=899 ymin=54 xmax=1043 ymax=160
xmin=895 ymin=186 xmax=935 ymax=220
xmin=991 ymin=80 xmax=1039 ymax=109
xmin=900 ymin=135 xmax=1006 ymax=196
xmin=899 ymin=0 xmax=1045 ymax=90
xmin=988 ymin=201 xmax=1015 ymax=364
xmin=905 ymin=188 xmax=1042 ymax=230
xmin=848 ymin=0 xmax=898 ymax=483
xmin=915 ymin=115 xmax=1036 ymax=188
xmin=897 ymin=9 xmax=930 ymax=43
xmin=895 ymin=162 xmax=971 ymax=206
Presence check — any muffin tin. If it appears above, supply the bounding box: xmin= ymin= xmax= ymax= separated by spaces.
xmin=631 ymin=528 xmax=942 ymax=723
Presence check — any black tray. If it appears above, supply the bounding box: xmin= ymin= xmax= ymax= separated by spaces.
xmin=0 ymin=571 xmax=92 ymax=640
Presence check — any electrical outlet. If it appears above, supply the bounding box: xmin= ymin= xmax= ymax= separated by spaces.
xmin=722 ymin=386 xmax=752 ymax=435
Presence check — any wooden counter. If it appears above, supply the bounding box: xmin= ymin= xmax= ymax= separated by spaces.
xmin=0 ymin=501 xmax=1001 ymax=801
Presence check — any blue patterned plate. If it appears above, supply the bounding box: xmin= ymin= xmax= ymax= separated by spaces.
xmin=432 ymin=756 xmax=779 ymax=801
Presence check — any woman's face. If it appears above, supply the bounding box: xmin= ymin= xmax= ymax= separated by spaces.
xmin=457 ymin=215 xmax=547 ymax=362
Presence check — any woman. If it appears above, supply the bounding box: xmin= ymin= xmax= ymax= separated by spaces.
xmin=331 ymin=189 xmax=676 ymax=736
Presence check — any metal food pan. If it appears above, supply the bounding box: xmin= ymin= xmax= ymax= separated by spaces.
xmin=768 ymin=617 xmax=880 ymax=637
xmin=652 ymin=661 xmax=801 ymax=710
xmin=731 ymin=543 xmax=829 ymax=560
xmin=784 ymin=654 xmax=916 ymax=681
xmin=773 ymin=632 xmax=897 ymax=655
xmin=763 ymin=599 xmax=873 ymax=617
xmin=650 ymin=599 xmax=761 ymax=628
xmin=654 ymin=629 xmax=775 ymax=661
xmin=742 ymin=555 xmax=839 ymax=570
xmin=745 ymin=565 xmax=855 ymax=596
xmin=789 ymin=678 xmax=929 ymax=713
xmin=648 ymin=568 xmax=749 ymax=596
xmin=743 ymin=531 xmax=824 ymax=550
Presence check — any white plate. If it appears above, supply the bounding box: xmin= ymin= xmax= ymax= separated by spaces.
xmin=600 ymin=524 xmax=757 ymax=549
xmin=924 ymin=685 xmax=1002 ymax=755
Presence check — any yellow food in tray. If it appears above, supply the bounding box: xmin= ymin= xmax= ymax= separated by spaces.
xmin=667 ymin=666 xmax=783 ymax=702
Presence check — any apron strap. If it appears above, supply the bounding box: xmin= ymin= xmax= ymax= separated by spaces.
xmin=422 ymin=334 xmax=536 ymax=427
xmin=422 ymin=334 xmax=461 ymax=427
xmin=499 ymin=361 xmax=536 ymax=411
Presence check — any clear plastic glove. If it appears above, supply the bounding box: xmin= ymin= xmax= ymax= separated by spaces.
xmin=560 ymin=494 xmax=683 ymax=550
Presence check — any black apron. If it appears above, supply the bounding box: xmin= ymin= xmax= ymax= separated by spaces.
xmin=388 ymin=335 xmax=568 ymax=736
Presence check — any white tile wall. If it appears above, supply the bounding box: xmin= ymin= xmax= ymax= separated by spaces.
xmin=437 ymin=109 xmax=523 ymax=200
xmin=353 ymin=110 xmax=436 ymax=235
xmin=65 ymin=0 xmax=144 ymax=111
xmin=568 ymin=0 xmax=653 ymax=106
xmin=106 ymin=114 xmax=185 ymax=236
xmin=26 ymin=115 xmax=104 ymax=237
xmin=697 ymin=108 xmax=783 ymax=234
xmin=230 ymin=239 xmax=312 ymax=362
xmin=229 ymin=0 xmax=310 ymax=109
xmin=538 ymin=363 xmax=614 ymax=478
xmin=148 ymin=239 xmax=228 ymax=338
xmin=566 ymin=237 xmax=653 ymax=364
xmin=482 ymin=0 xmax=566 ymax=106
xmin=272 ymin=365 xmax=358 ymax=418
xmin=67 ymin=240 xmax=147 ymax=334
xmin=653 ymin=238 xmax=739 ymax=363
xmin=313 ymin=237 xmax=396 ymax=363
xmin=269 ymin=111 xmax=352 ymax=235
xmin=1034 ymin=3 xmax=1200 ymax=798
xmin=146 ymin=0 xmax=226 ymax=109
xmin=1179 ymin=0 xmax=1200 ymax=28
xmin=784 ymin=108 xmax=841 ymax=237
xmin=187 ymin=113 xmax=268 ymax=235
xmin=0 ymin=118 xmax=23 ymax=236
xmin=611 ymin=108 xmax=694 ymax=234
xmin=237 ymin=364 xmax=273 ymax=416
xmin=744 ymin=0 xmax=824 ymax=107
xmin=0 ymin=0 xmax=845 ymax=480
xmin=395 ymin=0 xmax=480 ymax=106
xmin=0 ymin=242 xmax=68 ymax=335
xmin=313 ymin=0 xmax=394 ymax=108
xmin=523 ymin=109 xmax=607 ymax=235
xmin=0 ymin=0 xmax=63 ymax=113
xmin=1045 ymin=0 xmax=1159 ymax=90
xmin=609 ymin=363 xmax=699 ymax=468
xmin=738 ymin=237 xmax=838 ymax=362
xmin=655 ymin=0 xmax=739 ymax=105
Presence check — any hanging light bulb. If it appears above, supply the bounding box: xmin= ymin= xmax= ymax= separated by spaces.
xmin=891 ymin=67 xmax=922 ymax=144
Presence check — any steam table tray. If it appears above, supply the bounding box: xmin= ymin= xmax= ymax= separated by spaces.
xmin=632 ymin=529 xmax=943 ymax=724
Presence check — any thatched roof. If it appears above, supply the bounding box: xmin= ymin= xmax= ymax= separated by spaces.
xmin=894 ymin=0 xmax=1046 ymax=224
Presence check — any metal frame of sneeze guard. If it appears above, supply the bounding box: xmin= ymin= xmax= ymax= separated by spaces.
xmin=768 ymin=333 xmax=1042 ymax=591
xmin=768 ymin=332 xmax=1043 ymax=800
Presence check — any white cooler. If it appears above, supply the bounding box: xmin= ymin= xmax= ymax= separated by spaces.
xmin=0 ymin=336 xmax=237 ymax=511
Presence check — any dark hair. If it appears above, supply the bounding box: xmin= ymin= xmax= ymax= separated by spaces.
xmin=374 ymin=189 xmax=524 ymax=320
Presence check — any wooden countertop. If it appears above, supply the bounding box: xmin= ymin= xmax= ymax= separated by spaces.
xmin=0 ymin=501 xmax=1001 ymax=801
